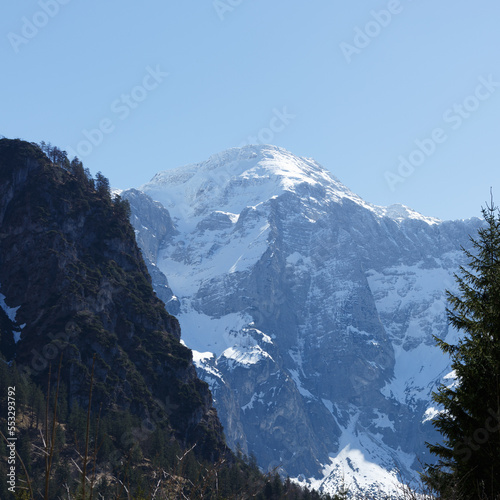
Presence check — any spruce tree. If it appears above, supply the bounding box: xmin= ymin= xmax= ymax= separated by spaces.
xmin=425 ymin=201 xmax=500 ymax=499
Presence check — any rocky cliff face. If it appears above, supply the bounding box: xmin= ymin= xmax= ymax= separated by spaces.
xmin=125 ymin=144 xmax=482 ymax=495
xmin=124 ymin=188 xmax=181 ymax=314
xmin=0 ymin=138 xmax=227 ymax=461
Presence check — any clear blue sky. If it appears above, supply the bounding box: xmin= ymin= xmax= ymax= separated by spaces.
xmin=1 ymin=1 xmax=499 ymax=220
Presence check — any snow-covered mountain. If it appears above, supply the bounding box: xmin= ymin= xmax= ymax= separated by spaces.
xmin=123 ymin=145 xmax=482 ymax=496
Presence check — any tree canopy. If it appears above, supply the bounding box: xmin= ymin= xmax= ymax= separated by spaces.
xmin=425 ymin=201 xmax=500 ymax=499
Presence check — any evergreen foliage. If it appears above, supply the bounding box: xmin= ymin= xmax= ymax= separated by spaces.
xmin=39 ymin=141 xmax=70 ymax=169
xmin=425 ymin=201 xmax=500 ymax=499
xmin=0 ymin=356 xmax=340 ymax=499
xmin=95 ymin=170 xmax=111 ymax=199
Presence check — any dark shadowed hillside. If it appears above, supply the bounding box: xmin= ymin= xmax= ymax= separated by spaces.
xmin=0 ymin=139 xmax=225 ymax=458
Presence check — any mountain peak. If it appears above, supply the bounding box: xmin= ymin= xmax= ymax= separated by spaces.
xmin=141 ymin=145 xmax=365 ymax=228
xmin=141 ymin=144 xmax=439 ymax=229
xmin=145 ymin=144 xmax=337 ymax=191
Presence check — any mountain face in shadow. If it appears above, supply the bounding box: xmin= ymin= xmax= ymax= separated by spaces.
xmin=0 ymin=138 xmax=227 ymax=463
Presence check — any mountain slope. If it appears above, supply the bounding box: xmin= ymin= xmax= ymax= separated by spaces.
xmin=127 ymin=144 xmax=482 ymax=495
xmin=0 ymin=138 xmax=227 ymax=463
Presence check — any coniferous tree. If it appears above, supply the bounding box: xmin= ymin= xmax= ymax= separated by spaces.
xmin=69 ymin=157 xmax=86 ymax=182
xmin=425 ymin=201 xmax=500 ymax=499
xmin=95 ymin=171 xmax=111 ymax=199
xmin=39 ymin=141 xmax=68 ymax=168
xmin=114 ymin=194 xmax=132 ymax=219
